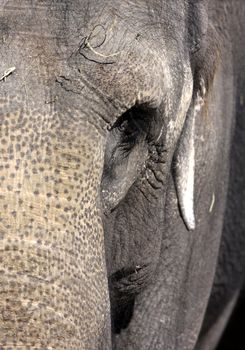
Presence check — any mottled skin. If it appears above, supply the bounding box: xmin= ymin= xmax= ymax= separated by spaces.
xmin=0 ymin=1 xmax=244 ymax=350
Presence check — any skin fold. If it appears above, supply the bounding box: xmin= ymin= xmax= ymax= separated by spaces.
xmin=0 ymin=1 xmax=244 ymax=349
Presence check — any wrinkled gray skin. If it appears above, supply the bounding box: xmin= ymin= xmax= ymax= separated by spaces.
xmin=0 ymin=0 xmax=244 ymax=349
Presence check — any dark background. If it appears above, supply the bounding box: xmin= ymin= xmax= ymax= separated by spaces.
xmin=217 ymin=293 xmax=245 ymax=350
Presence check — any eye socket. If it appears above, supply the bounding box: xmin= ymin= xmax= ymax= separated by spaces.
xmin=113 ymin=105 xmax=159 ymax=149
xmin=117 ymin=119 xmax=128 ymax=133
xmin=116 ymin=109 xmax=145 ymax=133
xmin=117 ymin=117 xmax=139 ymax=136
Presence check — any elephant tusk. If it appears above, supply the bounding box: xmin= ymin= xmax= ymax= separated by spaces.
xmin=174 ymin=108 xmax=196 ymax=231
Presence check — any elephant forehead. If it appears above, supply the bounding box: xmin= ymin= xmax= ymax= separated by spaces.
xmin=78 ymin=46 xmax=173 ymax=110
xmin=0 ymin=0 xmax=191 ymax=116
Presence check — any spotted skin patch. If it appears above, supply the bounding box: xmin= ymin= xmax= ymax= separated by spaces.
xmin=0 ymin=93 xmax=110 ymax=349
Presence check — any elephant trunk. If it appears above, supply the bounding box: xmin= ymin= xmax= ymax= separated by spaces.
xmin=0 ymin=105 xmax=110 ymax=348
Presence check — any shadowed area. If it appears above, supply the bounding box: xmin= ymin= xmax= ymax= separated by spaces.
xmin=217 ymin=293 xmax=245 ymax=350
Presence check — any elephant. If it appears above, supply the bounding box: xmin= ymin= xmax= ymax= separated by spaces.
xmin=0 ymin=0 xmax=244 ymax=349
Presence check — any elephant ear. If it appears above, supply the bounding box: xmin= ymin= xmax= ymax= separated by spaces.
xmin=174 ymin=86 xmax=205 ymax=231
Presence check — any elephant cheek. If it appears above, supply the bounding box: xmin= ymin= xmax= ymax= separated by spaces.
xmin=0 ymin=131 xmax=110 ymax=348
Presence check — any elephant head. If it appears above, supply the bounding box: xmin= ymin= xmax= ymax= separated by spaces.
xmin=0 ymin=1 xmax=244 ymax=349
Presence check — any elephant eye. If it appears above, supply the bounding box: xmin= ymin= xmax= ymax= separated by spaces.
xmin=113 ymin=105 xmax=158 ymax=153
xmin=117 ymin=117 xmax=139 ymax=139
xmin=116 ymin=108 xmax=145 ymax=136
xmin=117 ymin=119 xmax=128 ymax=133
